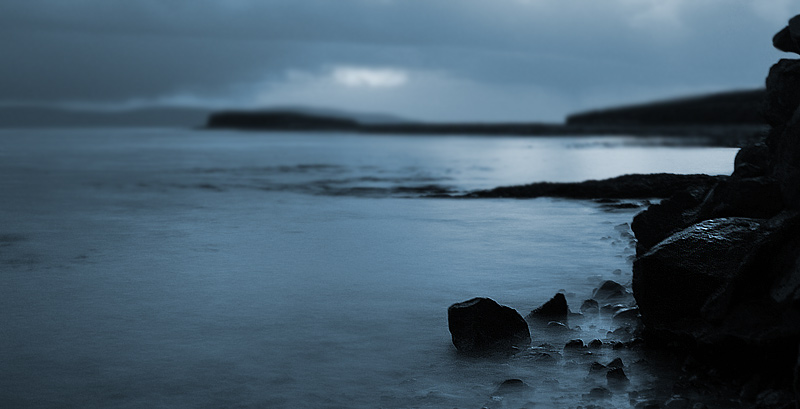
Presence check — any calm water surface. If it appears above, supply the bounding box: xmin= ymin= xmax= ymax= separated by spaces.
xmin=0 ymin=129 xmax=737 ymax=408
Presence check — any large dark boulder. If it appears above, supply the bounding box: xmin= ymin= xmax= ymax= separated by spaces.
xmin=629 ymin=16 xmax=800 ymax=405
xmin=771 ymin=106 xmax=800 ymax=209
xmin=631 ymin=186 xmax=712 ymax=254
xmin=773 ymin=15 xmax=800 ymax=55
xmin=633 ymin=218 xmax=766 ymax=332
xmin=765 ymin=59 xmax=800 ymax=133
xmin=733 ymin=140 xmax=770 ymax=178
xmin=447 ymin=298 xmax=531 ymax=355
xmin=695 ymin=176 xmax=784 ymax=220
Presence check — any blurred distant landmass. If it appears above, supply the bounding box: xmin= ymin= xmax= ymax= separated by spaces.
xmin=566 ymin=89 xmax=765 ymax=126
xmin=0 ymin=89 xmax=768 ymax=146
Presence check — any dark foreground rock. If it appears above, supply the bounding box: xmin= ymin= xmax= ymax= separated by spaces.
xmin=526 ymin=292 xmax=569 ymax=322
xmin=447 ymin=298 xmax=530 ymax=355
xmin=466 ymin=173 xmax=724 ymax=200
xmin=630 ymin=16 xmax=800 ymax=407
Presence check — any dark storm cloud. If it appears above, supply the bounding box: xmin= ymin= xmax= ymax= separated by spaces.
xmin=0 ymin=0 xmax=795 ymax=120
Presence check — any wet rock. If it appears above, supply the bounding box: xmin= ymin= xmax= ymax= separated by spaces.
xmin=447 ymin=297 xmax=530 ymax=355
xmin=631 ymin=186 xmax=713 ymax=254
xmin=607 ymin=367 xmax=629 ymax=384
xmin=664 ymin=397 xmax=690 ymax=409
xmin=613 ymin=307 xmax=641 ymax=323
xmin=633 ymin=217 xmax=765 ymax=331
xmin=493 ymin=378 xmax=531 ymax=395
xmin=755 ymin=389 xmax=796 ymax=408
xmin=695 ymin=176 xmax=784 ymax=220
xmin=608 ymin=358 xmax=625 ymax=369
xmin=765 ymin=59 xmax=800 ymax=132
xmin=733 ymin=141 xmax=770 ymax=178
xmin=590 ymin=362 xmax=607 ymax=373
xmin=587 ymin=387 xmax=612 ymax=400
xmin=773 ymin=16 xmax=800 ymax=54
xmin=588 ymin=339 xmax=603 ymax=349
xmin=581 ymin=299 xmax=600 ymax=314
xmin=592 ymin=280 xmax=629 ymax=301
xmin=795 ymin=346 xmax=800 ymax=405
xmin=469 ymin=173 xmax=723 ymax=200
xmin=772 ymin=105 xmax=800 ymax=208
xmin=601 ymin=303 xmax=627 ymax=315
xmin=545 ymin=321 xmax=569 ymax=332
xmin=635 ymin=401 xmax=663 ymax=409
xmin=612 ymin=342 xmax=625 ymax=350
xmin=564 ymin=339 xmax=585 ymax=349
xmin=529 ymin=352 xmax=557 ymax=364
xmin=527 ymin=292 xmax=569 ymax=322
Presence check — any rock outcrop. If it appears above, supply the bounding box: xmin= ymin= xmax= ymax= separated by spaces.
xmin=631 ymin=16 xmax=800 ymax=403
xmin=447 ymin=297 xmax=531 ymax=355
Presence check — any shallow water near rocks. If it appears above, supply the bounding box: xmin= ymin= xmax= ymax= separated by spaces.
xmin=0 ymin=129 xmax=739 ymax=408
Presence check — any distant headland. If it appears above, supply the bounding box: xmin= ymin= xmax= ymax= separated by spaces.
xmin=206 ymin=89 xmax=768 ymax=147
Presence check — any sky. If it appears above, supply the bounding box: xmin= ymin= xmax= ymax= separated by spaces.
xmin=0 ymin=0 xmax=798 ymax=122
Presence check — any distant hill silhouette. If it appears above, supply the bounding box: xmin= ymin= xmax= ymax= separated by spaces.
xmin=207 ymin=111 xmax=361 ymax=131
xmin=566 ymin=89 xmax=765 ymax=126
xmin=0 ymin=106 xmax=212 ymax=128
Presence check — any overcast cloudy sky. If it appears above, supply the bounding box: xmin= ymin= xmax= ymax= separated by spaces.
xmin=0 ymin=0 xmax=797 ymax=121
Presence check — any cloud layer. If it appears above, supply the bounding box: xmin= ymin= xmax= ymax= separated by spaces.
xmin=0 ymin=0 xmax=794 ymax=120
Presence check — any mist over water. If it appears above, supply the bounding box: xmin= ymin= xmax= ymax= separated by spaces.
xmin=0 ymin=129 xmax=737 ymax=408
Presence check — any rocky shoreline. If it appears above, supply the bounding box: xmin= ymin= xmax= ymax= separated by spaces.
xmin=446 ymin=17 xmax=800 ymax=409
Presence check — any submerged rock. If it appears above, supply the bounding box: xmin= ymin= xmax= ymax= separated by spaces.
xmin=564 ymin=339 xmax=585 ymax=349
xmin=493 ymin=378 xmax=531 ymax=395
xmin=592 ymin=280 xmax=630 ymax=302
xmin=447 ymin=297 xmax=530 ymax=355
xmin=581 ymin=299 xmax=600 ymax=314
xmin=587 ymin=386 xmax=612 ymax=400
xmin=527 ymin=292 xmax=569 ymax=322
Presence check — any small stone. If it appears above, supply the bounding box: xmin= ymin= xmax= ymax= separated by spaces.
xmin=601 ymin=303 xmax=628 ymax=315
xmin=546 ymin=321 xmax=570 ymax=332
xmin=588 ymin=339 xmax=603 ymax=348
xmin=581 ymin=299 xmax=600 ymax=314
xmin=590 ymin=362 xmax=607 ymax=372
xmin=592 ymin=280 xmax=629 ymax=301
xmin=527 ymin=293 xmax=569 ymax=322
xmin=587 ymin=387 xmax=612 ymax=399
xmin=607 ymin=357 xmax=624 ymax=369
xmin=612 ymin=342 xmax=625 ymax=350
xmin=493 ymin=378 xmax=531 ymax=395
xmin=607 ymin=367 xmax=629 ymax=383
xmin=564 ymin=339 xmax=585 ymax=349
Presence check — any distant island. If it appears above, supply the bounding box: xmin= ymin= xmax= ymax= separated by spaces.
xmin=206 ymin=89 xmax=768 ymax=147
xmin=0 ymin=89 xmax=768 ymax=147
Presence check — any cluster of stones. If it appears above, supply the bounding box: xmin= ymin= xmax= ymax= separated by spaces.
xmin=446 ymin=16 xmax=800 ymax=407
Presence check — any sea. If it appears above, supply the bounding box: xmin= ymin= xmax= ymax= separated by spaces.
xmin=0 ymin=128 xmax=738 ymax=408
